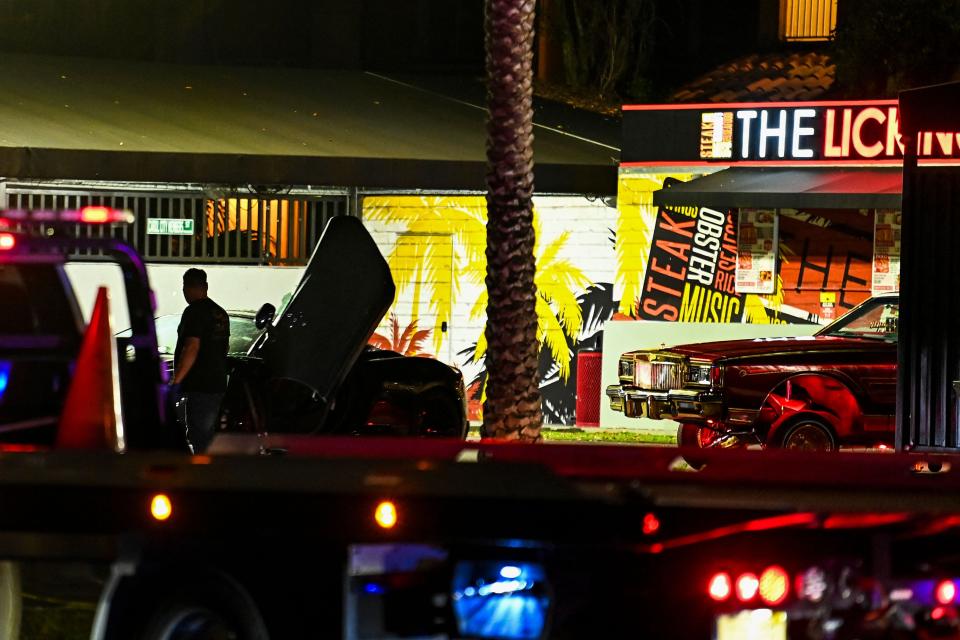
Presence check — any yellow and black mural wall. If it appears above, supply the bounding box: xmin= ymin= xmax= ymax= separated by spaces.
xmin=362 ymin=173 xmax=885 ymax=425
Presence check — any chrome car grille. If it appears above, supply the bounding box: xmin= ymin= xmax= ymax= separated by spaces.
xmin=650 ymin=362 xmax=684 ymax=390
xmin=635 ymin=360 xmax=685 ymax=391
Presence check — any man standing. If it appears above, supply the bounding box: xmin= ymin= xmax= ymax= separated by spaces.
xmin=170 ymin=268 xmax=230 ymax=453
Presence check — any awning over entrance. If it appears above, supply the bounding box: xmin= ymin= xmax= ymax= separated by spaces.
xmin=652 ymin=167 xmax=903 ymax=210
xmin=0 ymin=54 xmax=618 ymax=194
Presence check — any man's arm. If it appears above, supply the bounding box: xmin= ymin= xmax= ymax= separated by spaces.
xmin=172 ymin=337 xmax=200 ymax=385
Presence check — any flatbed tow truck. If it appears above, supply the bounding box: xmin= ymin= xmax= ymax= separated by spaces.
xmin=3 ymin=208 xmax=960 ymax=639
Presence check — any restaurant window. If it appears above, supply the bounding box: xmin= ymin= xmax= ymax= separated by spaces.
xmin=779 ymin=0 xmax=837 ymax=41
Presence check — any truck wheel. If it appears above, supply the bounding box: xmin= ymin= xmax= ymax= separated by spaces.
xmin=780 ymin=417 xmax=837 ymax=452
xmin=139 ymin=575 xmax=269 ymax=640
xmin=0 ymin=562 xmax=21 ymax=640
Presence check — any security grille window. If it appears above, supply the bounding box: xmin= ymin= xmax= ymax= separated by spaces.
xmin=780 ymin=0 xmax=837 ymax=41
xmin=4 ymin=188 xmax=350 ymax=265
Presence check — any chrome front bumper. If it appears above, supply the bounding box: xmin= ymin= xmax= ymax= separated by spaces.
xmin=605 ymin=385 xmax=723 ymax=421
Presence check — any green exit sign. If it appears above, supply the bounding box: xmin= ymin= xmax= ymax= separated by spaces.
xmin=147 ymin=218 xmax=195 ymax=235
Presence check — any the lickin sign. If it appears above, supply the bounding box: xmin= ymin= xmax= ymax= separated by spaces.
xmin=622 ymin=100 xmax=960 ymax=165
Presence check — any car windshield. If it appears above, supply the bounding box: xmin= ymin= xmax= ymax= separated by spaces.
xmin=129 ymin=313 xmax=263 ymax=356
xmin=817 ymin=298 xmax=899 ymax=341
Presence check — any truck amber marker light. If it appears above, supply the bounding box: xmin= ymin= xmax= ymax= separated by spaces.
xmin=150 ymin=494 xmax=173 ymax=521
xmin=758 ymin=566 xmax=789 ymax=606
xmin=374 ymin=500 xmax=398 ymax=529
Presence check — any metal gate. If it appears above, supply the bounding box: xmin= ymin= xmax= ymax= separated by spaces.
xmin=1 ymin=183 xmax=354 ymax=266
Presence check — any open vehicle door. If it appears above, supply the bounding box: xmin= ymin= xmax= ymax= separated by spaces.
xmin=251 ymin=216 xmax=396 ymax=427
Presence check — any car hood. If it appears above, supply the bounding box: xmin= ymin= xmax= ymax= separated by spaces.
xmin=253 ymin=216 xmax=395 ymax=403
xmin=632 ymin=334 xmax=895 ymax=363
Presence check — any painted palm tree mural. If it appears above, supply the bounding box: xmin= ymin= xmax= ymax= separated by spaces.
xmin=470 ymin=226 xmax=591 ymax=382
xmin=366 ymin=196 xmax=487 ymax=357
xmin=365 ymin=195 xmax=594 ymax=424
xmin=370 ymin=314 xmax=433 ymax=357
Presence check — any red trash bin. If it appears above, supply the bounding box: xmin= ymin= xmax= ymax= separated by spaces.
xmin=575 ymin=350 xmax=602 ymax=427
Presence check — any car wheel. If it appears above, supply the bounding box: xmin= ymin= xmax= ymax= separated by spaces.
xmin=677 ymin=423 xmax=719 ymax=448
xmin=780 ymin=417 xmax=837 ymax=452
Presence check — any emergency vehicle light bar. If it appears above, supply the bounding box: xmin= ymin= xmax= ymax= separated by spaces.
xmin=0 ymin=206 xmax=134 ymax=227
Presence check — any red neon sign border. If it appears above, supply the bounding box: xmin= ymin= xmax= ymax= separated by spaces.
xmin=622 ymin=99 xmax=899 ymax=112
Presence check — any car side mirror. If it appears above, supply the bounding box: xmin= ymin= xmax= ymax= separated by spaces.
xmin=255 ymin=303 xmax=276 ymax=330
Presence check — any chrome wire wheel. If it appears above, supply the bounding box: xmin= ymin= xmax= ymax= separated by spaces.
xmin=781 ymin=418 xmax=836 ymax=452
xmin=678 ymin=423 xmax=721 ymax=448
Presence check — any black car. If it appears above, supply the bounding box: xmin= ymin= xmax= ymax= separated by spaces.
xmin=137 ymin=215 xmax=467 ymax=440
xmin=142 ymin=309 xmax=468 ymax=438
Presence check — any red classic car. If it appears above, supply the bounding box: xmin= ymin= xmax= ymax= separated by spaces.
xmin=606 ymin=294 xmax=899 ymax=451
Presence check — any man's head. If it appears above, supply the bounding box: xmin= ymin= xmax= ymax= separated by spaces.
xmin=182 ymin=268 xmax=208 ymax=304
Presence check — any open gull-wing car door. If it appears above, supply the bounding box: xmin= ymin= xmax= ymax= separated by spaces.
xmin=255 ymin=216 xmax=395 ymax=415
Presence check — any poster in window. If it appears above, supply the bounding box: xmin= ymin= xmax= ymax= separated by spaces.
xmin=872 ymin=210 xmax=901 ymax=295
xmin=735 ymin=209 xmax=778 ymax=294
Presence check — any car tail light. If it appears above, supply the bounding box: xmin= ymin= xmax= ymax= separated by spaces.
xmin=936 ymin=580 xmax=956 ymax=605
xmin=708 ymin=572 xmax=732 ymax=601
xmin=0 ymin=233 xmax=14 ymax=250
xmin=366 ymin=400 xmax=412 ymax=428
xmin=736 ymin=573 xmax=760 ymax=602
xmin=759 ymin=566 xmax=790 ymax=606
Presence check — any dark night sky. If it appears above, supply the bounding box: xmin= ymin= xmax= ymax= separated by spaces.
xmin=0 ymin=0 xmax=486 ymax=73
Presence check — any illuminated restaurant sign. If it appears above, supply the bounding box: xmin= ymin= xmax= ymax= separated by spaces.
xmin=622 ymin=100 xmax=960 ymax=166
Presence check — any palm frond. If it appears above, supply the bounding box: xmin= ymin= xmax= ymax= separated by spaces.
xmin=368 ymin=334 xmax=392 ymax=350
xmin=537 ymin=296 xmax=572 ymax=380
xmin=397 ymin=318 xmax=419 ymax=354
xmin=407 ymin=328 xmax=433 ymax=356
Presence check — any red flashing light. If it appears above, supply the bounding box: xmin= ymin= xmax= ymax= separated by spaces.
xmin=932 ymin=606 xmax=948 ymax=621
xmin=708 ymin=572 xmax=732 ymax=601
xmin=936 ymin=580 xmax=956 ymax=605
xmin=642 ymin=512 xmax=660 ymax=535
xmin=759 ymin=566 xmax=790 ymax=606
xmin=0 ymin=233 xmax=14 ymax=250
xmin=0 ymin=207 xmax=133 ymax=225
xmin=736 ymin=573 xmax=760 ymax=602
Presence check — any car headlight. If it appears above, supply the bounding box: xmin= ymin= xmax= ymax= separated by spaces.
xmin=686 ymin=364 xmax=711 ymax=386
xmin=634 ymin=362 xmax=652 ymax=388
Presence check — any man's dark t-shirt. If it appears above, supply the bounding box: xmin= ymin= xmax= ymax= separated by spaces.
xmin=175 ymin=298 xmax=230 ymax=393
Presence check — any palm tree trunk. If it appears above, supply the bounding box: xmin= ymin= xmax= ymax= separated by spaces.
xmin=481 ymin=0 xmax=542 ymax=441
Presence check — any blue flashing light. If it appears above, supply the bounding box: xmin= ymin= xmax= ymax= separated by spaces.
xmin=500 ymin=565 xmax=522 ymax=580
xmin=363 ymin=582 xmax=384 ymax=595
xmin=0 ymin=361 xmax=10 ymax=403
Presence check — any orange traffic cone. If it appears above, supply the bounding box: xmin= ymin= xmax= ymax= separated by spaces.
xmin=56 ymin=287 xmax=125 ymax=452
